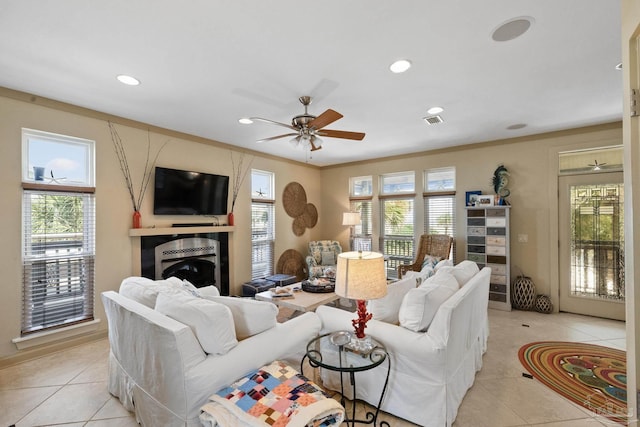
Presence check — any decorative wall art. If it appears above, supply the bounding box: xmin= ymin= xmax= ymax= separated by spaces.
xmin=283 ymin=182 xmax=317 ymax=236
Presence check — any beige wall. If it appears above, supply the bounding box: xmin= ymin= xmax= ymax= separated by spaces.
xmin=0 ymin=88 xmax=625 ymax=364
xmin=0 ymin=92 xmax=321 ymax=361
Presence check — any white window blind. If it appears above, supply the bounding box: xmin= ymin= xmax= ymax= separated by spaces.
xmin=22 ymin=189 xmax=95 ymax=334
xmin=251 ymin=201 xmax=275 ymax=279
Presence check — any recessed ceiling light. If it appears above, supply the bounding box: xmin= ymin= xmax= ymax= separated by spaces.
xmin=615 ymin=63 xmax=623 ymax=71
xmin=389 ymin=59 xmax=412 ymax=73
xmin=492 ymin=17 xmax=534 ymax=42
xmin=116 ymin=74 xmax=140 ymax=86
xmin=238 ymin=118 xmax=253 ymax=124
xmin=427 ymin=106 xmax=444 ymax=115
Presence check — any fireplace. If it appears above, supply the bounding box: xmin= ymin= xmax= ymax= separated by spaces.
xmin=140 ymin=232 xmax=229 ymax=295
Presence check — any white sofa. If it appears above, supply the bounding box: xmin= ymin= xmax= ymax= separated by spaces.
xmin=316 ymin=261 xmax=491 ymax=427
xmin=102 ymin=277 xmax=322 ymax=427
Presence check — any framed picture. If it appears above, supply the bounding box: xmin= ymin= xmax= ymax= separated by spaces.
xmin=477 ymin=195 xmax=494 ymax=206
xmin=466 ymin=190 xmax=482 ymax=206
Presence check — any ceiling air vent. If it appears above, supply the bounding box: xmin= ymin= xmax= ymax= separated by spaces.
xmin=423 ymin=115 xmax=443 ymax=125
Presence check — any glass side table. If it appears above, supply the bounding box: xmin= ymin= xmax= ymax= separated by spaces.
xmin=302 ymin=331 xmax=390 ymax=427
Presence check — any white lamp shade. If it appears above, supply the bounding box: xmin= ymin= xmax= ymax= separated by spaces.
xmin=335 ymin=251 xmax=387 ymax=300
xmin=342 ymin=212 xmax=361 ymax=226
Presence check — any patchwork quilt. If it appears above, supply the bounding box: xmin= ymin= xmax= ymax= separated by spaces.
xmin=200 ymin=360 xmax=345 ymax=427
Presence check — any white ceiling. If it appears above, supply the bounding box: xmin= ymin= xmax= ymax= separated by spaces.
xmin=0 ymin=1 xmax=622 ymax=167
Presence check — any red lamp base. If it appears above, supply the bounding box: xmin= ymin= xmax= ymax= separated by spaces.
xmin=352 ymin=299 xmax=372 ymax=339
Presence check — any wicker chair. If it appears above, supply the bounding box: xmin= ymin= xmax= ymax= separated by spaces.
xmin=397 ymin=234 xmax=454 ymax=279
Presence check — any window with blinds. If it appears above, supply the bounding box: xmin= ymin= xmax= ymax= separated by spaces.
xmin=424 ymin=167 xmax=456 ymax=260
xmin=251 ymin=170 xmax=275 ymax=279
xmin=380 ymin=172 xmax=415 ymax=278
xmin=349 ymin=176 xmax=373 ymax=251
xmin=22 ymin=190 xmax=95 ymax=334
xmin=21 ymin=128 xmax=96 ymax=335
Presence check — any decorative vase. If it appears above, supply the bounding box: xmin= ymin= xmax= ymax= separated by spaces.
xmin=228 ymin=211 xmax=234 ymax=226
xmin=132 ymin=210 xmax=142 ymax=229
xmin=512 ymin=275 xmax=536 ymax=310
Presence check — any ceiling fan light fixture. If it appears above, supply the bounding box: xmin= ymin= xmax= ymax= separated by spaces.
xmin=238 ymin=118 xmax=253 ymax=124
xmin=390 ymin=59 xmax=412 ymax=73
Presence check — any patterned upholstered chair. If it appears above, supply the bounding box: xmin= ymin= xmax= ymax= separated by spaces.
xmin=305 ymin=240 xmax=342 ymax=279
xmin=397 ymin=234 xmax=453 ymax=279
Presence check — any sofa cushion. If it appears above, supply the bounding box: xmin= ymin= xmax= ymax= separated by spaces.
xmin=399 ymin=273 xmax=458 ymax=332
xmin=155 ymin=292 xmax=238 ymax=355
xmin=367 ymin=276 xmax=417 ymax=324
xmin=436 ymin=260 xmax=479 ymax=287
xmin=203 ymin=296 xmax=278 ymax=340
xmin=119 ymin=276 xmax=191 ymax=308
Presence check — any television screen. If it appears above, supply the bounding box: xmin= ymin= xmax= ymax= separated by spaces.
xmin=153 ymin=167 xmax=229 ymax=215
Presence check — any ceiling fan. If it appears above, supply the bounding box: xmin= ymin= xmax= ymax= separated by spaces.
xmin=250 ymin=96 xmax=365 ymax=152
xmin=588 ymin=160 xmax=607 ymax=170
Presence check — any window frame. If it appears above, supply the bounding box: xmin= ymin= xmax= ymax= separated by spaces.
xmin=251 ymin=169 xmax=275 ymax=279
xmin=21 ymin=129 xmax=96 ymax=335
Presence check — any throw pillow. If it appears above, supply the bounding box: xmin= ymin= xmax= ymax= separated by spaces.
xmin=398 ymin=279 xmax=457 ymax=332
xmin=420 ymin=255 xmax=441 ymax=270
xmin=119 ymin=276 xmax=191 ymax=308
xmin=198 ymin=285 xmax=221 ymax=297
xmin=321 ymin=251 xmax=336 ymax=266
xmin=203 ymin=296 xmax=278 ymax=340
xmin=155 ymin=292 xmax=238 ymax=355
xmin=434 ymin=259 xmax=453 ymax=271
xmin=367 ymin=276 xmax=417 ymax=324
xmin=436 ymin=260 xmax=479 ymax=287
xmin=420 ymin=271 xmax=459 ymax=292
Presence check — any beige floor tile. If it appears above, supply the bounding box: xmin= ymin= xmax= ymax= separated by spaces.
xmin=92 ymin=396 xmax=134 ymax=420
xmin=480 ymin=376 xmax=591 ymax=424
xmin=0 ymin=386 xmax=60 ymax=427
xmin=16 ymin=382 xmax=111 ymax=426
xmin=453 ymin=381 xmax=527 ymax=427
xmin=85 ymin=417 xmax=140 ymax=426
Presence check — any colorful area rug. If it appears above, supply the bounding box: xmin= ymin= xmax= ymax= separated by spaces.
xmin=519 ymin=341 xmax=627 ymax=425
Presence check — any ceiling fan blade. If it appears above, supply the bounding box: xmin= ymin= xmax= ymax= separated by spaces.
xmin=317 ymin=129 xmax=365 ymax=140
xmin=250 ymin=117 xmax=298 ymax=131
xmin=308 ymin=109 xmax=343 ymax=130
xmin=256 ymin=133 xmax=298 ymax=143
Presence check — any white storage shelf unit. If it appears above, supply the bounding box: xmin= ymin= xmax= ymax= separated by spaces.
xmin=466 ymin=206 xmax=511 ymax=311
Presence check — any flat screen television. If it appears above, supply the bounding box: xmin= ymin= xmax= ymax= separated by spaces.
xmin=153 ymin=166 xmax=229 ymax=215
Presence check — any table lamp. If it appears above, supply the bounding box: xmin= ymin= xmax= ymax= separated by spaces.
xmin=335 ymin=251 xmax=387 ymax=352
xmin=342 ymin=212 xmax=361 ymax=251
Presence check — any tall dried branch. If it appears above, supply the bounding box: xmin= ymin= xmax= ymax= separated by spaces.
xmin=108 ymin=121 xmax=168 ymax=211
xmin=230 ymin=151 xmax=253 ymax=213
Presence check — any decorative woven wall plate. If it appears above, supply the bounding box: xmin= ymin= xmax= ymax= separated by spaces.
xmin=283 ymin=182 xmax=307 ymax=218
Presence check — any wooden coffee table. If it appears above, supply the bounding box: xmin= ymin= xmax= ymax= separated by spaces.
xmin=254 ymin=283 xmax=340 ymax=313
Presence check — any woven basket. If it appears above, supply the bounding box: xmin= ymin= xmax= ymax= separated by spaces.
xmin=535 ymin=294 xmax=553 ymax=314
xmin=283 ymin=182 xmax=307 ymax=218
xmin=276 ymin=249 xmax=307 ymax=281
xmin=512 ymin=275 xmax=536 ymax=310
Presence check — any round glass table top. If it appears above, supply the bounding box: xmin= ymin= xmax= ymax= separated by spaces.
xmin=306 ymin=331 xmax=387 ymax=372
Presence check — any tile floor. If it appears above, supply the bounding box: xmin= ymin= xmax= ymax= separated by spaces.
xmin=0 ymin=309 xmax=626 ymax=427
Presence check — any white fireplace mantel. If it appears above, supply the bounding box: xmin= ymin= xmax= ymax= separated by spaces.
xmin=129 ymin=225 xmax=235 ymax=237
